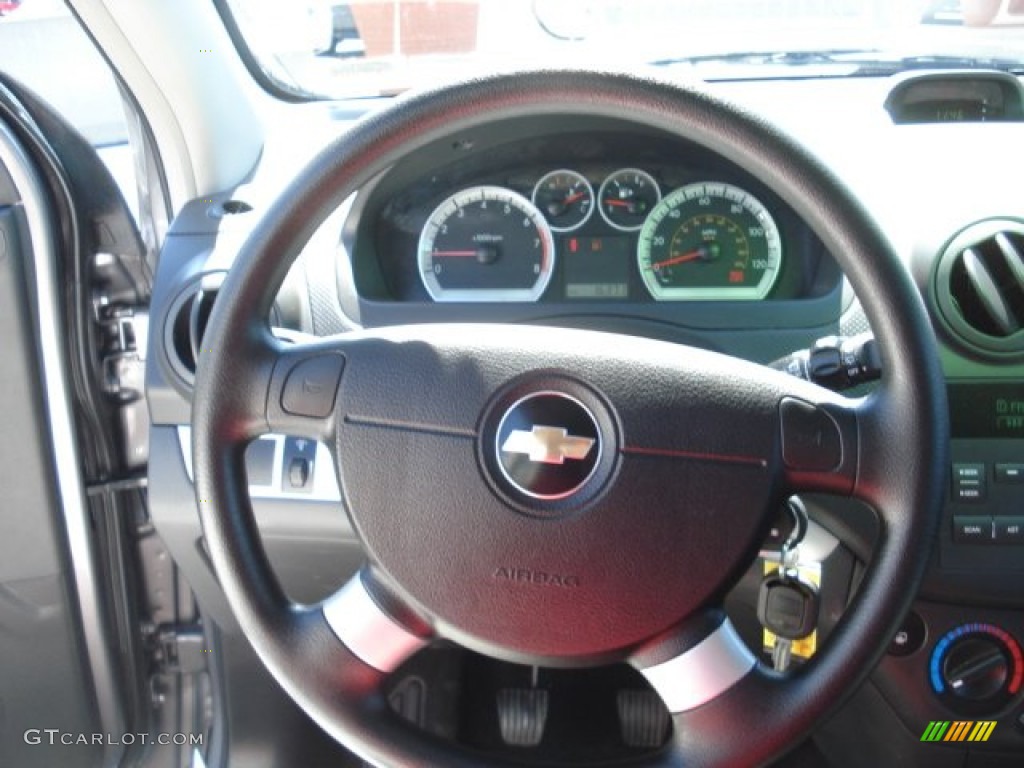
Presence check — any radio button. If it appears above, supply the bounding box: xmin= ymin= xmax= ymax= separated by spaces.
xmin=952 ymin=463 xmax=987 ymax=502
xmin=995 ymin=463 xmax=1024 ymax=484
xmin=994 ymin=517 xmax=1024 ymax=544
xmin=952 ymin=516 xmax=993 ymax=544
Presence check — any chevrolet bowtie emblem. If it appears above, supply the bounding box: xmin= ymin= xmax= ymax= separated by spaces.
xmin=501 ymin=425 xmax=596 ymax=465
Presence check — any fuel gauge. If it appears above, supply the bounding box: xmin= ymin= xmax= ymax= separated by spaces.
xmin=598 ymin=168 xmax=660 ymax=231
xmin=531 ymin=169 xmax=594 ymax=232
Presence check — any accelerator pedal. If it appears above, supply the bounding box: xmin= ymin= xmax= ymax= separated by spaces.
xmin=617 ymin=689 xmax=670 ymax=748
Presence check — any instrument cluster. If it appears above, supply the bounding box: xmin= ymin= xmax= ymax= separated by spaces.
xmin=415 ymin=165 xmax=782 ymax=304
xmin=353 ymin=124 xmax=824 ymax=310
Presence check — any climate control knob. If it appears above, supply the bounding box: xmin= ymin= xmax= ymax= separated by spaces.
xmin=943 ymin=636 xmax=1009 ymax=701
xmin=930 ymin=623 xmax=1023 ymax=714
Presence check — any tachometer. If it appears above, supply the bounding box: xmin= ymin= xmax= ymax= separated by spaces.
xmin=637 ymin=182 xmax=782 ymax=301
xmin=418 ymin=186 xmax=556 ymax=302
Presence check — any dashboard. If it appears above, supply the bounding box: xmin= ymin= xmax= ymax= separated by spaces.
xmin=145 ymin=73 xmax=1024 ymax=766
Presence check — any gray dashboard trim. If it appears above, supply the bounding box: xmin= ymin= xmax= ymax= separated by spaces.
xmin=177 ymin=427 xmax=342 ymax=502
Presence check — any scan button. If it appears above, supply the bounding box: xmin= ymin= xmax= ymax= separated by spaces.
xmin=952 ymin=516 xmax=992 ymax=544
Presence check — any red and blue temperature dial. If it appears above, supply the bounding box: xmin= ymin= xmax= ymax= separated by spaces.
xmin=930 ymin=622 xmax=1023 ymax=714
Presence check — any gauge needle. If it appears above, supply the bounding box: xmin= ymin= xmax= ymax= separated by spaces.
xmin=547 ymin=192 xmax=586 ymax=217
xmin=652 ymin=249 xmax=705 ymax=269
xmin=605 ymin=198 xmax=647 ymax=215
xmin=434 ymin=247 xmax=500 ymax=264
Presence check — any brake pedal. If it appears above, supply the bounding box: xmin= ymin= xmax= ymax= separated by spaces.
xmin=617 ymin=689 xmax=670 ymax=748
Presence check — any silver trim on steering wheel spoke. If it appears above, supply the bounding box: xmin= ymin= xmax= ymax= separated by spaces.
xmin=323 ymin=575 xmax=429 ymax=673
xmin=639 ymin=618 xmax=757 ymax=713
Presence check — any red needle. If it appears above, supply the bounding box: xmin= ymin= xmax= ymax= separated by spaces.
xmin=432 ymin=250 xmax=477 ymax=257
xmin=605 ymin=199 xmax=632 ymax=208
xmin=652 ymin=249 xmax=704 ymax=269
xmin=563 ymin=192 xmax=585 ymax=205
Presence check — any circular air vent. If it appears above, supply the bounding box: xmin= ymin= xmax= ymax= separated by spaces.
xmin=934 ymin=219 xmax=1024 ymax=357
xmin=163 ymin=271 xmax=226 ymax=385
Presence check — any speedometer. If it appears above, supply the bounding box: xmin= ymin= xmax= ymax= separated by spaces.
xmin=418 ymin=186 xmax=555 ymax=302
xmin=637 ymin=182 xmax=782 ymax=301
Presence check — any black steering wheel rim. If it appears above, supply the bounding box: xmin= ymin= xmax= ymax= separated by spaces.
xmin=191 ymin=69 xmax=948 ymax=767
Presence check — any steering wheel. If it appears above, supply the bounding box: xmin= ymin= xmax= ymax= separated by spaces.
xmin=192 ymin=70 xmax=948 ymax=767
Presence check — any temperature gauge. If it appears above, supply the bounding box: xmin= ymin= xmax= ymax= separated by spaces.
xmin=532 ymin=169 xmax=594 ymax=232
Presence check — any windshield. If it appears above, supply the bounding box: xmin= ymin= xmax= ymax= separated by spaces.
xmin=223 ymin=0 xmax=1024 ymax=99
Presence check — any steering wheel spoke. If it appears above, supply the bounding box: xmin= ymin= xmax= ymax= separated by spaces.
xmin=631 ymin=608 xmax=758 ymax=716
xmin=322 ymin=569 xmax=432 ymax=674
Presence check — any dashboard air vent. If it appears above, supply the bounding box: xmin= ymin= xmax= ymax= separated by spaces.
xmin=164 ymin=272 xmax=225 ymax=383
xmin=934 ymin=220 xmax=1024 ymax=357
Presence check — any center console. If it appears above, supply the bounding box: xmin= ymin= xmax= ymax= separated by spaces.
xmin=843 ymin=381 xmax=1024 ymax=765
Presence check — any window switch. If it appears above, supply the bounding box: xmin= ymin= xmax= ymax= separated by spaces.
xmin=288 ymin=457 xmax=311 ymax=490
xmin=281 ymin=436 xmax=316 ymax=493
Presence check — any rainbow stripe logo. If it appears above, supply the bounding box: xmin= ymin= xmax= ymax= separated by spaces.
xmin=920 ymin=721 xmax=996 ymax=742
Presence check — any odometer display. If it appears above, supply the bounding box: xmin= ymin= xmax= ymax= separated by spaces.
xmin=418 ymin=186 xmax=555 ymax=302
xmin=637 ymin=182 xmax=782 ymax=301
